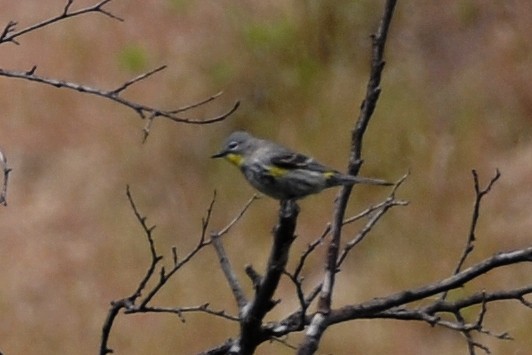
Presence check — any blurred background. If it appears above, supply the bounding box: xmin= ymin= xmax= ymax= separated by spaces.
xmin=0 ymin=0 xmax=530 ymax=354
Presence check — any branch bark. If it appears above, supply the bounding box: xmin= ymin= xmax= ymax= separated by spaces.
xmin=237 ymin=201 xmax=299 ymax=354
xmin=300 ymin=1 xmax=398 ymax=353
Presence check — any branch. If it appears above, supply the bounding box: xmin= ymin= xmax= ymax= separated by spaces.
xmin=0 ymin=67 xmax=240 ymax=130
xmin=100 ymin=186 xmax=162 ymax=355
xmin=0 ymin=148 xmax=11 ymax=206
xmin=337 ymin=174 xmax=409 ymax=266
xmin=1 ymin=1 xmax=240 ymax=137
xmin=278 ymin=173 xmax=408 ymax=335
xmin=211 ymin=195 xmax=259 ymax=311
xmin=302 ymin=0 xmax=399 ymax=332
xmin=137 ymin=192 xmax=217 ymax=308
xmin=311 ymin=5 xmax=398 ymax=346
xmin=100 ymin=189 xmax=217 ymax=354
xmin=370 ymin=286 xmax=531 ymax=354
xmin=126 ymin=185 xmax=163 ymax=301
xmin=0 ymin=0 xmax=122 ymax=45
xmin=237 ymin=200 xmax=299 ymax=354
xmin=455 ymin=170 xmax=501 ymax=274
xmin=327 ymin=247 xmax=532 ymax=324
xmin=440 ymin=169 xmax=501 ymax=302
xmin=127 ymin=303 xmax=239 ymax=323
xmin=283 ymin=225 xmax=331 ymax=328
xmin=268 ymin=248 xmax=532 ymax=351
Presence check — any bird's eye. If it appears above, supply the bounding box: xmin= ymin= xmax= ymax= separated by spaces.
xmin=228 ymin=141 xmax=239 ymax=150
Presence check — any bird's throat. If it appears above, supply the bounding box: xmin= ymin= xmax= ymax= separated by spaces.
xmin=225 ymin=153 xmax=244 ymax=167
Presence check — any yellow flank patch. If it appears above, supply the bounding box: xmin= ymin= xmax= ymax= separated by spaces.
xmin=266 ymin=165 xmax=288 ymax=177
xmin=225 ymin=153 xmax=244 ymax=166
xmin=323 ymin=171 xmax=335 ymax=178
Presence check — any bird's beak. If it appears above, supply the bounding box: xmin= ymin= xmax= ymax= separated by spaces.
xmin=211 ymin=150 xmax=226 ymax=159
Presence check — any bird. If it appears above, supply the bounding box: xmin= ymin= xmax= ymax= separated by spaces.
xmin=211 ymin=131 xmax=392 ymax=201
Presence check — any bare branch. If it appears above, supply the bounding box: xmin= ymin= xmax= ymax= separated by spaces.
xmin=326 ymin=247 xmax=532 ymax=325
xmin=364 ymin=286 xmax=527 ymax=355
xmin=377 ymin=301 xmax=514 ymax=342
xmin=441 ymin=169 xmax=501 ymax=301
xmin=1 ymin=1 xmax=239 ymax=138
xmin=100 ymin=298 xmax=130 ymax=355
xmin=110 ymin=65 xmax=167 ymax=95
xmin=338 ymin=199 xmax=408 ymax=267
xmin=0 ymin=68 xmax=240 ymax=129
xmin=138 ymin=196 xmax=217 ymax=308
xmin=100 ymin=186 xmax=162 ymax=355
xmin=294 ymin=225 xmax=330 ymax=279
xmin=100 ymin=191 xmax=218 ymax=354
xmin=125 ymin=185 xmax=162 ymax=299
xmin=210 ymin=195 xmax=259 ymax=311
xmin=216 ymin=195 xmax=260 ymax=237
xmin=454 ymin=169 xmax=501 ymax=274
xmin=0 ymin=21 xmax=18 ymax=44
xmin=212 ymin=235 xmax=248 ymax=310
xmin=238 ymin=200 xmax=299 ymax=354
xmin=127 ymin=304 xmax=239 ymax=322
xmin=308 ymin=7 xmax=399 ymax=355
xmin=1 ymin=0 xmax=122 ymax=46
xmin=168 ymin=91 xmax=225 ymax=115
xmin=0 ymin=148 xmax=11 ymax=206
xmin=272 ymin=253 xmax=531 ymax=345
xmin=342 ymin=171 xmax=409 ymax=225
xmin=281 ymin=225 xmax=332 ymax=328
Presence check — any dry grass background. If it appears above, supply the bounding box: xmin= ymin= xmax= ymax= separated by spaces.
xmin=0 ymin=0 xmax=531 ymax=354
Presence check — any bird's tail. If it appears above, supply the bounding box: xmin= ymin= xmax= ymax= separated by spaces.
xmin=331 ymin=173 xmax=393 ymax=187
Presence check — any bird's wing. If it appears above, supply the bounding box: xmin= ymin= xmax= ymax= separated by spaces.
xmin=271 ymin=151 xmax=331 ymax=173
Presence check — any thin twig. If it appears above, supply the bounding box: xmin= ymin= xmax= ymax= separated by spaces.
xmin=138 ymin=193 xmax=217 ymax=308
xmin=312 ymin=3 xmax=398 ymax=340
xmin=342 ymin=171 xmax=409 ymax=225
xmin=126 ymin=185 xmax=163 ymax=299
xmin=1 ymin=3 xmax=239 ymax=136
xmin=212 ymin=235 xmax=248 ymax=310
xmin=111 ymin=65 xmax=167 ymax=95
xmin=215 ymin=194 xmax=260 ymax=237
xmin=100 ymin=191 xmax=222 ymax=354
xmin=441 ymin=169 xmax=501 ymax=301
xmin=127 ymin=304 xmax=240 ymax=322
xmin=337 ymin=198 xmax=408 ymax=267
xmin=0 ymin=68 xmax=240 ymax=127
xmin=1 ymin=0 xmax=122 ymax=45
xmin=210 ymin=195 xmax=259 ymax=311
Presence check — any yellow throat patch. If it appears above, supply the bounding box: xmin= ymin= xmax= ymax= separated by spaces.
xmin=225 ymin=153 xmax=244 ymax=167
